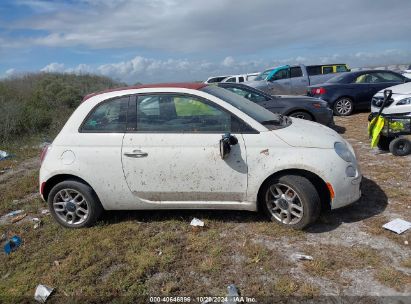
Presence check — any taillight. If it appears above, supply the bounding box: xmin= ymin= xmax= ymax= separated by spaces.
xmin=40 ymin=145 xmax=50 ymax=164
xmin=311 ymin=87 xmax=326 ymax=95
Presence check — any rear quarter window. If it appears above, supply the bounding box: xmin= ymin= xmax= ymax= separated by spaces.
xmin=81 ymin=96 xmax=129 ymax=132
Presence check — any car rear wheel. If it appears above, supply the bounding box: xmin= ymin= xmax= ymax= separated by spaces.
xmin=389 ymin=137 xmax=411 ymax=156
xmin=334 ymin=97 xmax=353 ymax=116
xmin=48 ymin=180 xmax=103 ymax=228
xmin=289 ymin=111 xmax=314 ymax=121
xmin=260 ymin=175 xmax=321 ymax=230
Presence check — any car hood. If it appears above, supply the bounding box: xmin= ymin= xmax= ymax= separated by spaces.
xmin=376 ymin=82 xmax=411 ymax=95
xmin=273 ymin=118 xmax=342 ymax=148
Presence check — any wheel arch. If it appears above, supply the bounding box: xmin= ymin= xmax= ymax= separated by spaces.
xmin=257 ymin=168 xmax=331 ymax=212
xmin=42 ymin=174 xmax=96 ymax=202
xmin=285 ymin=109 xmax=315 ymax=121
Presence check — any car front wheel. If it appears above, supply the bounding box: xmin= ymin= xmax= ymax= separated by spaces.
xmin=261 ymin=175 xmax=321 ymax=229
xmin=48 ymin=180 xmax=103 ymax=228
xmin=334 ymin=97 xmax=353 ymax=116
xmin=289 ymin=111 xmax=314 ymax=121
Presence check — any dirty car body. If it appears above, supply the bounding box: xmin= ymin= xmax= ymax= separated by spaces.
xmin=39 ymin=83 xmax=361 ymax=229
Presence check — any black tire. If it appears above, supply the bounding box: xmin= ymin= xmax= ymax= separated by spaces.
xmin=333 ymin=97 xmax=354 ymax=116
xmin=289 ymin=111 xmax=314 ymax=121
xmin=389 ymin=137 xmax=411 ymax=156
xmin=259 ymin=175 xmax=321 ymax=230
xmin=48 ymin=180 xmax=103 ymax=228
xmin=377 ymin=135 xmax=394 ymax=151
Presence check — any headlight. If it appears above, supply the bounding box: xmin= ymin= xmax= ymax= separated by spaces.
xmin=334 ymin=142 xmax=354 ymax=162
xmin=397 ymin=98 xmax=411 ymax=105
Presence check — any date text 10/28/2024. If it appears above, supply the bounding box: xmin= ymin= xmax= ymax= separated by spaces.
xmin=149 ymin=296 xmax=257 ymax=303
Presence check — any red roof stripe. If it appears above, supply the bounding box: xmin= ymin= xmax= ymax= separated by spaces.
xmin=82 ymin=82 xmax=207 ymax=101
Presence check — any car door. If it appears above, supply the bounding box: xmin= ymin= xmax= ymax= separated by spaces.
xmin=121 ymin=93 xmax=248 ymax=203
xmin=289 ymin=66 xmax=306 ymax=94
xmin=351 ymin=73 xmax=378 ymax=108
xmin=267 ymin=68 xmax=291 ymax=95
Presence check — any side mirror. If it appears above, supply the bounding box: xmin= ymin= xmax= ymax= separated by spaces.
xmin=219 ymin=133 xmax=238 ymax=159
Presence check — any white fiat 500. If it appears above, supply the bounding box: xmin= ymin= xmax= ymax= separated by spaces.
xmin=39 ymin=83 xmax=361 ymax=229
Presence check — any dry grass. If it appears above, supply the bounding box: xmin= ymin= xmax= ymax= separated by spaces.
xmin=375 ymin=267 xmax=411 ymax=291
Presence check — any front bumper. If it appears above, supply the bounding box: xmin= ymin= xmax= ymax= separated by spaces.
xmin=313 ymin=107 xmax=334 ymax=126
xmin=330 ymin=172 xmax=362 ymax=209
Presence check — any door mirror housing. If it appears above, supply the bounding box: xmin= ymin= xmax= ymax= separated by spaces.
xmin=219 ymin=133 xmax=238 ymax=159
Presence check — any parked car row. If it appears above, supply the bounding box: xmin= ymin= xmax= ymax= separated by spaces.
xmin=217 ymin=82 xmax=333 ymax=126
xmin=205 ymin=73 xmax=259 ymax=84
xmin=307 ymin=70 xmax=409 ymax=116
xmin=246 ymin=63 xmax=350 ymax=95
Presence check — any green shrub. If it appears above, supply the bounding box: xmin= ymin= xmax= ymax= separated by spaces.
xmin=0 ymin=72 xmax=124 ymax=143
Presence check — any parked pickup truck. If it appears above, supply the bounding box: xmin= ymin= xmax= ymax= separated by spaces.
xmin=246 ymin=64 xmax=350 ymax=95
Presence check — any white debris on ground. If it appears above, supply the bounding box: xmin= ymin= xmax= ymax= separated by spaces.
xmin=190 ymin=218 xmax=205 ymax=227
xmin=382 ymin=218 xmax=411 ymax=234
xmin=34 ymin=284 xmax=54 ymax=303
xmin=291 ymin=253 xmax=314 ymax=261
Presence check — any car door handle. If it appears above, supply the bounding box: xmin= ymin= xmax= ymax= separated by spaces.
xmin=124 ymin=150 xmax=148 ymax=158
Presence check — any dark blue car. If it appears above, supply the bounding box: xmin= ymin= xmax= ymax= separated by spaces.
xmin=307 ymin=70 xmax=409 ymax=116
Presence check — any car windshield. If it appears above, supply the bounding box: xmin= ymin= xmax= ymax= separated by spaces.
xmin=326 ymin=73 xmax=351 ymax=83
xmin=201 ymin=85 xmax=285 ymax=127
xmin=254 ymin=69 xmax=273 ymax=81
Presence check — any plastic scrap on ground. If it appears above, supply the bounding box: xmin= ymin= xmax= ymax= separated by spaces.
xmin=10 ymin=213 xmax=27 ymax=223
xmin=190 ymin=218 xmax=204 ymax=227
xmin=31 ymin=217 xmax=42 ymax=229
xmin=34 ymin=284 xmax=54 ymax=303
xmin=0 ymin=150 xmax=13 ymax=161
xmin=383 ymin=218 xmax=411 ymax=234
xmin=3 ymin=235 xmax=22 ymax=255
xmin=41 ymin=209 xmax=50 ymax=215
xmin=291 ymin=253 xmax=314 ymax=261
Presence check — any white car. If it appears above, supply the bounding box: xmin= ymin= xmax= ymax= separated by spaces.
xmin=222 ymin=73 xmax=260 ymax=83
xmin=204 ymin=75 xmax=231 ymax=84
xmin=371 ymin=82 xmax=411 ymax=116
xmin=402 ymin=66 xmax=411 ymax=79
xmin=39 ymin=83 xmax=361 ymax=229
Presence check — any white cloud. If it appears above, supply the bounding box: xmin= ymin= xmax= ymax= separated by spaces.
xmin=40 ymin=62 xmax=65 ymax=73
xmin=222 ymin=56 xmax=235 ymax=67
xmin=5 ymin=68 xmax=16 ymax=76
xmin=16 ymin=48 xmax=411 ymax=84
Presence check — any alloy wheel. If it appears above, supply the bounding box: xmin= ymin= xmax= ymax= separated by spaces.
xmin=335 ymin=98 xmax=352 ymax=115
xmin=265 ymin=183 xmax=304 ymax=225
xmin=53 ymin=188 xmax=89 ymax=225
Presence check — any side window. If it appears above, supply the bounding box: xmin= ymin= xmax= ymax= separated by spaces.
xmin=374 ymin=72 xmax=404 ymax=82
xmin=307 ymin=66 xmax=321 ymax=76
xmin=336 ymin=65 xmax=348 ymax=72
xmin=290 ymin=67 xmax=303 ymax=78
xmin=239 ymin=77 xmax=244 ymax=82
xmin=81 ymin=97 xmax=128 ymax=132
xmin=225 ymin=77 xmax=236 ymax=82
xmin=272 ymin=69 xmax=289 ymax=80
xmin=136 ymin=94 xmax=232 ymax=132
xmin=354 ymin=73 xmax=380 ymax=84
xmin=322 ymin=66 xmax=334 ymax=74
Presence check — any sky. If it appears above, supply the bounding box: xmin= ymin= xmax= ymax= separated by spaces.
xmin=1 ymin=0 xmax=411 ymax=84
